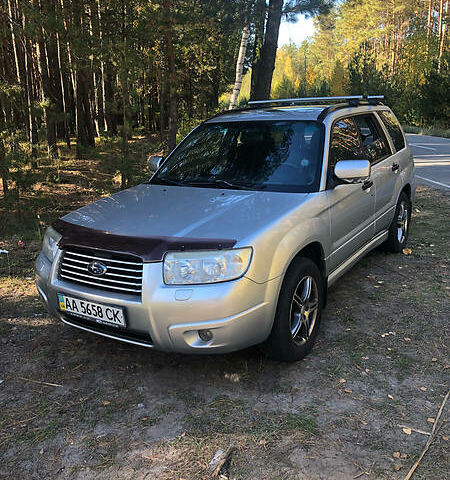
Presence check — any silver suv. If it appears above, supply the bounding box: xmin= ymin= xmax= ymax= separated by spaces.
xmin=36 ymin=96 xmax=415 ymax=362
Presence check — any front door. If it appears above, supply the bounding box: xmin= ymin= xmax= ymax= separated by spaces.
xmin=326 ymin=117 xmax=376 ymax=273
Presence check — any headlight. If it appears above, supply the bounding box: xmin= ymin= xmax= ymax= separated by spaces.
xmin=163 ymin=248 xmax=253 ymax=285
xmin=42 ymin=226 xmax=61 ymax=262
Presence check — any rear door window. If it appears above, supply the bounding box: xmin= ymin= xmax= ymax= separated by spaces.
xmin=353 ymin=114 xmax=391 ymax=164
xmin=378 ymin=110 xmax=405 ymax=152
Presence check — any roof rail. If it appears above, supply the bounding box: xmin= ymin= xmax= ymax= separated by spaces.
xmin=247 ymin=95 xmax=384 ymax=107
xmin=207 ymin=95 xmax=385 ymax=123
xmin=316 ymin=95 xmax=385 ymax=122
xmin=247 ymin=96 xmax=364 ymax=107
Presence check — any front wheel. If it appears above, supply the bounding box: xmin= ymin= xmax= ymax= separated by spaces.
xmin=263 ymin=257 xmax=324 ymax=362
xmin=384 ymin=192 xmax=411 ymax=253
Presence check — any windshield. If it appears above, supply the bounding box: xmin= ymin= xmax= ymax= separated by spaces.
xmin=151 ymin=121 xmax=324 ymax=192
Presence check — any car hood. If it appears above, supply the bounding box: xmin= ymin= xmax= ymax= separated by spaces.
xmin=60 ymin=183 xmax=309 ymax=243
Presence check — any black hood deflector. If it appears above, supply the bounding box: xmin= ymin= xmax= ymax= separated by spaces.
xmin=53 ymin=219 xmax=237 ymax=262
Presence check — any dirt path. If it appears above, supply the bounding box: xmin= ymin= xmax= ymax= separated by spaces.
xmin=0 ymin=186 xmax=448 ymax=480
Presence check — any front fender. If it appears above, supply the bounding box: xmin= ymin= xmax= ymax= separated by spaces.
xmin=243 ymin=193 xmax=331 ymax=284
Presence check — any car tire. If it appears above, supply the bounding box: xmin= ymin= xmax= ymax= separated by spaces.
xmin=384 ymin=192 xmax=411 ymax=253
xmin=263 ymin=257 xmax=323 ymax=362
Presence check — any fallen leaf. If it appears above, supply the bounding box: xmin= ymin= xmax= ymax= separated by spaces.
xmin=402 ymin=427 xmax=412 ymax=435
xmin=344 ymin=388 xmax=353 ymax=393
xmin=420 ymin=386 xmax=427 ymax=392
xmin=393 ymin=451 xmax=401 ymax=458
xmin=339 ymin=378 xmax=346 ymax=384
xmin=401 ymin=453 xmax=408 ymax=459
xmin=394 ymin=464 xmax=402 ymax=471
xmin=402 ymin=248 xmax=412 ymax=255
xmin=442 ymin=436 xmax=448 ymax=441
xmin=427 ymin=417 xmax=435 ymax=424
xmin=102 ymin=400 xmax=110 ymax=406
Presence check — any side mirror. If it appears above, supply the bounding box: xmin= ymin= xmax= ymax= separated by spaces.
xmin=148 ymin=155 xmax=164 ymax=172
xmin=334 ymin=159 xmax=371 ymax=183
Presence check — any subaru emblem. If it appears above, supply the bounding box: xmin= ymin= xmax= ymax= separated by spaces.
xmin=87 ymin=260 xmax=108 ymax=276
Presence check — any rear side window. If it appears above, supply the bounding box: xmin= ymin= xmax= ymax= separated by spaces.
xmin=329 ymin=117 xmax=363 ymax=169
xmin=353 ymin=114 xmax=390 ymax=164
xmin=378 ymin=110 xmax=405 ymax=152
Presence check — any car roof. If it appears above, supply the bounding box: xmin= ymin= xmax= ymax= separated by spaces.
xmin=205 ymin=97 xmax=389 ymax=124
xmin=206 ymin=106 xmax=327 ymax=123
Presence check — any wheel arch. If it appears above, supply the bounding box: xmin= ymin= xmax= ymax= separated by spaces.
xmin=282 ymin=241 xmax=328 ymax=307
xmin=401 ymin=183 xmax=412 ymax=201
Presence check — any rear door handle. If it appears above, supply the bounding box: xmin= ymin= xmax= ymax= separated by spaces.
xmin=392 ymin=162 xmax=400 ymax=172
xmin=362 ymin=179 xmax=373 ymax=191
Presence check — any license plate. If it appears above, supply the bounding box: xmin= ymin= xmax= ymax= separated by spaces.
xmin=57 ymin=293 xmax=126 ymax=328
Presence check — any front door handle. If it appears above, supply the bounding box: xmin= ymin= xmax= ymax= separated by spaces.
xmin=392 ymin=162 xmax=400 ymax=172
xmin=362 ymin=179 xmax=373 ymax=191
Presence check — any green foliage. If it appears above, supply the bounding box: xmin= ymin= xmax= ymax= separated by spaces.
xmin=420 ymin=54 xmax=450 ymax=128
xmin=266 ymin=0 xmax=449 ymax=128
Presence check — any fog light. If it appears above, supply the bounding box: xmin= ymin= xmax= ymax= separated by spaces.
xmin=198 ymin=329 xmax=213 ymax=342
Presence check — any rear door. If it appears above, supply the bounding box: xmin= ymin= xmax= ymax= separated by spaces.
xmin=374 ymin=110 xmax=411 ymax=231
xmin=326 ymin=117 xmax=376 ymax=273
xmin=352 ymin=113 xmax=394 ymax=234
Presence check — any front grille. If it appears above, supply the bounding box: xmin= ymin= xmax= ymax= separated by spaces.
xmin=59 ymin=246 xmax=143 ymax=296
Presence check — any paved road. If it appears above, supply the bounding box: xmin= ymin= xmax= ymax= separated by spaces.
xmin=406 ymin=133 xmax=450 ymax=190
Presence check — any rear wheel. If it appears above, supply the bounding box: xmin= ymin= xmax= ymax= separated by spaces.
xmin=384 ymin=192 xmax=411 ymax=252
xmin=263 ymin=257 xmax=323 ymax=362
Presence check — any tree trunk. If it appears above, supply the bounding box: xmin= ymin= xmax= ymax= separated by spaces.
xmin=73 ymin=0 xmax=96 ymax=157
xmin=427 ymin=0 xmax=433 ymax=38
xmin=250 ymin=0 xmax=283 ymax=100
xmin=38 ymin=39 xmax=59 ymax=159
xmin=120 ymin=0 xmax=130 ymax=188
xmin=250 ymin=0 xmax=267 ymax=100
xmin=163 ymin=0 xmax=177 ymax=152
xmin=96 ymin=0 xmax=107 ymax=133
xmin=104 ymin=61 xmax=117 ymax=135
xmin=0 ymin=140 xmax=9 ymax=199
xmin=438 ymin=0 xmax=444 ymax=41
xmin=24 ymin=36 xmax=39 ymax=165
xmin=229 ymin=25 xmax=250 ymax=109
xmin=7 ymin=0 xmax=21 ymax=83
xmin=439 ymin=1 xmax=448 ymax=70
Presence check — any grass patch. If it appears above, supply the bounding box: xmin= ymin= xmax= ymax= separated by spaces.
xmin=0 ymin=321 xmax=12 ymax=335
xmin=17 ymin=421 xmax=60 ymax=446
xmin=183 ymin=395 xmax=317 ymax=441
xmin=403 ymin=125 xmax=450 ymax=138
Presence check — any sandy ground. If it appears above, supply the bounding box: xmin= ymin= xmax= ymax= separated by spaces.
xmin=0 ymin=186 xmax=448 ymax=480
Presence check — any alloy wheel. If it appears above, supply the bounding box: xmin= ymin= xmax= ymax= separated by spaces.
xmin=396 ymin=201 xmax=409 ymax=244
xmin=289 ymin=275 xmax=319 ymax=345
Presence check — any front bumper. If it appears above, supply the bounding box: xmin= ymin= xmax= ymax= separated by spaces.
xmin=36 ymin=250 xmax=280 ymax=353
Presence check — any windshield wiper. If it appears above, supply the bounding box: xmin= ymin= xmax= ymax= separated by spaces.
xmin=149 ymin=178 xmax=184 ymax=186
xmin=184 ymin=179 xmax=255 ymax=191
